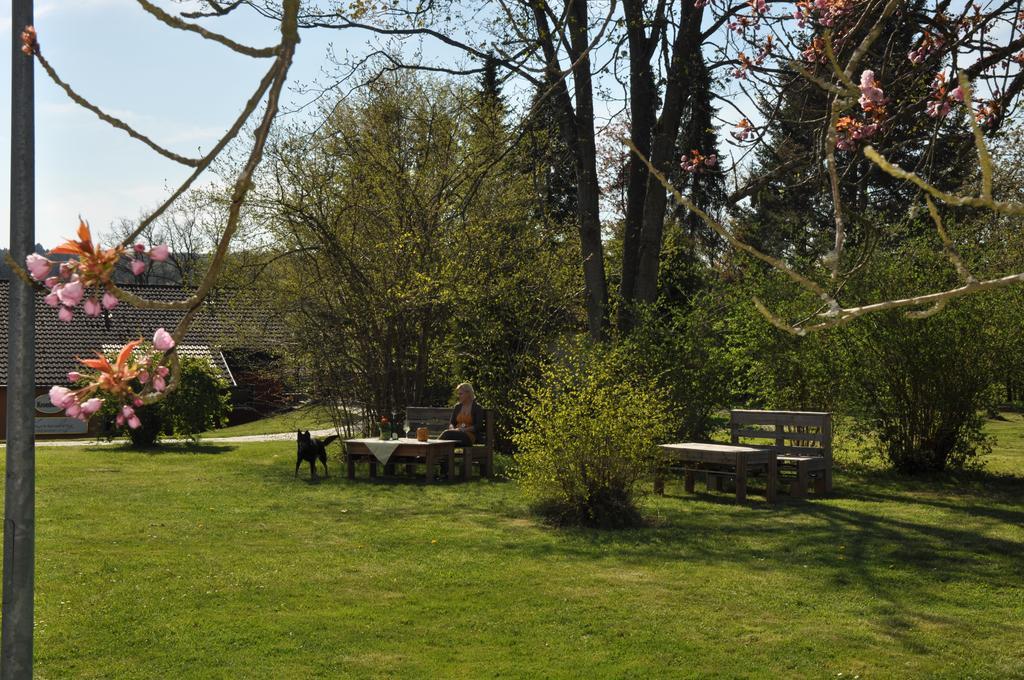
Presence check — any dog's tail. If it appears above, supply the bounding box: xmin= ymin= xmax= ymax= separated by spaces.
xmin=320 ymin=435 xmax=340 ymax=447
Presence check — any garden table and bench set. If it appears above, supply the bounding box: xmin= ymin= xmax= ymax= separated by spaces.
xmin=654 ymin=409 xmax=833 ymax=503
xmin=344 ymin=406 xmax=495 ymax=483
xmin=343 ymin=405 xmax=832 ymax=501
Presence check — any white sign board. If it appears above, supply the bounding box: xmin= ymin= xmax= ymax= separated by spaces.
xmin=34 ymin=394 xmax=62 ymax=414
xmin=35 ymin=417 xmax=88 ymax=435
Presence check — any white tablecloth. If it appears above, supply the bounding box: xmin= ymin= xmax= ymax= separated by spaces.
xmin=359 ymin=439 xmax=401 ymax=464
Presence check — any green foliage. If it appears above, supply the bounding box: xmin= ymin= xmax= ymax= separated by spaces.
xmin=723 ymin=281 xmax=844 ymax=412
xmin=511 ymin=341 xmax=675 ymax=528
xmin=618 ymin=297 xmax=731 ymax=441
xmin=160 ymin=357 xmax=232 ymax=442
xmin=838 ymin=241 xmax=1003 ymax=473
xmin=255 ymin=69 xmax=580 ymax=437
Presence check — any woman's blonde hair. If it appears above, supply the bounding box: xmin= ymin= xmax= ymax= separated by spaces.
xmin=456 ymin=382 xmax=475 ymax=398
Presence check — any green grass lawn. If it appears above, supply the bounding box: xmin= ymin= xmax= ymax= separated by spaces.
xmin=17 ymin=417 xmax=1024 ymax=678
xmin=202 ymin=403 xmax=337 ymax=438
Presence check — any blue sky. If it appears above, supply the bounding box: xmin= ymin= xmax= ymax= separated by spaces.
xmin=0 ymin=0 xmax=343 ymax=249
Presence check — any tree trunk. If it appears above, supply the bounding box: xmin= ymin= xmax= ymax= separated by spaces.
xmin=618 ymin=0 xmax=659 ymax=332
xmin=634 ymin=10 xmax=704 ymax=304
xmin=532 ymin=1 xmax=608 ymax=340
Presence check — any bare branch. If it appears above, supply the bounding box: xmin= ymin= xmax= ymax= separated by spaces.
xmin=925 ymin=196 xmax=975 ymax=284
xmin=136 ymin=0 xmax=279 ymax=58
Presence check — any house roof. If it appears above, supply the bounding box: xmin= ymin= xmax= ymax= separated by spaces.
xmin=0 ymin=281 xmax=285 ymax=386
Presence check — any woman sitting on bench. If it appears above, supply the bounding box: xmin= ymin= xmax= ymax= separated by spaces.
xmin=439 ymin=382 xmax=484 ymax=447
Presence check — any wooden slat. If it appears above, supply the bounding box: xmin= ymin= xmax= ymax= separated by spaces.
xmin=732 ymin=427 xmax=827 ymax=442
xmin=730 ymin=409 xmax=831 ymax=428
xmin=405 ymin=407 xmax=451 ymax=428
xmin=777 ymin=445 xmax=826 ymax=457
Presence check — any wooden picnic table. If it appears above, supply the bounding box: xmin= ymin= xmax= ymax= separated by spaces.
xmin=654 ymin=442 xmax=777 ymax=503
xmin=344 ymin=438 xmax=455 ymax=483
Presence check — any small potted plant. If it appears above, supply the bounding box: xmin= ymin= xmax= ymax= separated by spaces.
xmin=378 ymin=415 xmax=391 ymax=440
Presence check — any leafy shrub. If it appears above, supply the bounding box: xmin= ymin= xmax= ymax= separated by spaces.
xmin=98 ymin=356 xmax=231 ymax=446
xmin=161 ymin=357 xmax=232 ymax=442
xmin=511 ymin=341 xmax=675 ymax=528
xmin=840 ymin=304 xmax=997 ymax=474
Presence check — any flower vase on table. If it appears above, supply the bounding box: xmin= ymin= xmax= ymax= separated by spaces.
xmin=378 ymin=416 xmax=391 ymax=440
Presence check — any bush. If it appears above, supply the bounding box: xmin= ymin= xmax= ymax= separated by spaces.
xmin=840 ymin=303 xmax=997 ymax=474
xmin=98 ymin=356 xmax=231 ymax=446
xmin=161 ymin=357 xmax=232 ymax=442
xmin=834 ymin=240 xmax=1002 ymax=474
xmin=511 ymin=341 xmax=675 ymax=528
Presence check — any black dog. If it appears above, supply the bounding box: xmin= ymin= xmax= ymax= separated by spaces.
xmin=295 ymin=430 xmax=338 ymax=479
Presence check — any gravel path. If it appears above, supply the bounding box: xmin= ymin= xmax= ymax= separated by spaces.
xmin=5 ymin=429 xmax=339 ymax=448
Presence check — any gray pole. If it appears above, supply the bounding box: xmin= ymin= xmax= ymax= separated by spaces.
xmin=3 ymin=0 xmax=35 ymax=677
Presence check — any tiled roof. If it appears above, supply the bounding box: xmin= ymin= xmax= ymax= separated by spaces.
xmin=0 ymin=281 xmax=286 ymax=386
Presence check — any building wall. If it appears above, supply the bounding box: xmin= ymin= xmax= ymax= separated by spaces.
xmin=0 ymin=387 xmax=99 ymax=440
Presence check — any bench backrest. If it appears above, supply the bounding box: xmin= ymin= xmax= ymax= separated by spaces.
xmin=406 ymin=406 xmax=495 ymax=452
xmin=729 ymin=409 xmax=832 ymax=463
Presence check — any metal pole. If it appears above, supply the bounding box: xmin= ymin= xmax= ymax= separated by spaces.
xmin=3 ymin=0 xmax=35 ymax=677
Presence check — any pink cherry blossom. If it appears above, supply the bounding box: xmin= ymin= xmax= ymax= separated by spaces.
xmin=65 ymin=402 xmax=82 ymax=418
xmin=80 ymin=398 xmax=104 ymax=416
xmin=134 ymin=243 xmax=146 ymax=253
xmin=57 ymin=280 xmax=84 ymax=307
xmin=858 ymin=70 xmax=886 ymax=112
xmin=49 ymin=385 xmax=76 ymax=409
xmin=133 ymin=397 xmax=143 ymax=408
xmin=44 ymin=292 xmax=60 ymax=307
xmin=44 ymin=276 xmax=58 ymax=289
xmin=25 ymin=253 xmax=52 ymax=280
xmin=102 ymin=291 xmax=119 ymax=310
xmin=153 ymin=375 xmax=167 ymax=392
xmin=116 ymin=414 xmax=125 ymax=427
xmin=67 ymin=371 xmax=81 ymax=383
xmin=58 ymin=306 xmax=74 ymax=323
xmin=950 ymin=86 xmax=964 ymax=102
xmin=131 ymin=260 xmax=146 ymax=276
xmin=149 ymin=244 xmax=170 ymax=262
xmin=84 ymin=298 xmax=101 ymax=317
xmin=138 ymin=369 xmax=150 ymax=384
xmin=127 ymin=415 xmax=142 ymax=429
xmin=156 ymin=366 xmax=170 ymax=378
xmin=153 ymin=328 xmax=175 ymax=352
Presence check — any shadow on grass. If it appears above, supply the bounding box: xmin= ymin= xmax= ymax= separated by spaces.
xmin=101 ymin=442 xmax=235 ymax=456
xmin=528 ymin=465 xmax=1023 ymax=651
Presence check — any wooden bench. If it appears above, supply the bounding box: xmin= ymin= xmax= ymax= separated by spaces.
xmin=405 ymin=406 xmax=495 ymax=480
xmin=730 ymin=409 xmax=833 ymax=497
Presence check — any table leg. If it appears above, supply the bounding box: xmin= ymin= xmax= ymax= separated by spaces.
xmin=793 ymin=462 xmax=809 ymax=498
xmin=735 ymin=455 xmax=747 ymax=503
xmin=369 ymin=460 xmax=378 ymax=479
xmin=461 ymin=448 xmax=471 ymax=481
xmin=347 ymin=452 xmax=356 ymax=480
xmin=684 ymin=469 xmax=695 ymax=493
xmin=708 ymin=473 xmax=722 ymax=492
xmin=447 ymin=448 xmax=456 ymax=480
xmin=425 ymin=450 xmax=435 ymax=483
xmin=766 ymin=457 xmax=777 ymax=503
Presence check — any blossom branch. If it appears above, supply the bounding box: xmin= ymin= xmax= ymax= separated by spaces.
xmin=135 ymin=0 xmax=279 ymax=58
